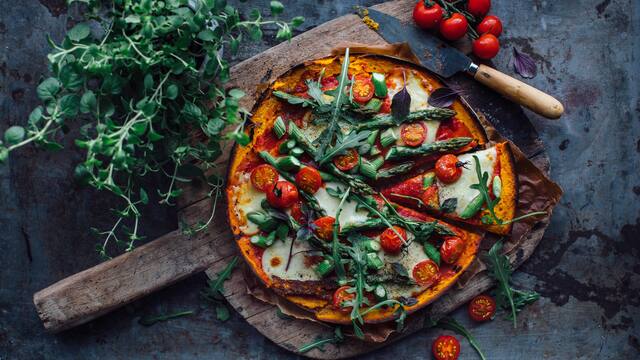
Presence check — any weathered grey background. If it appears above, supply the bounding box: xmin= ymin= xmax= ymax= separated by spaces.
xmin=1 ymin=0 xmax=639 ymax=359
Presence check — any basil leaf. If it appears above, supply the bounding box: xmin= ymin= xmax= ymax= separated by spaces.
xmin=428 ymin=87 xmax=460 ymax=108
xmin=441 ymin=198 xmax=458 ymax=213
xmin=391 ymin=86 xmax=411 ymax=124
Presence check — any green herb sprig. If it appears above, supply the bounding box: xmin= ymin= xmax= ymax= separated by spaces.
xmin=138 ymin=310 xmax=194 ymax=326
xmin=0 ymin=0 xmax=303 ymax=258
xmin=202 ymin=256 xmax=239 ymax=322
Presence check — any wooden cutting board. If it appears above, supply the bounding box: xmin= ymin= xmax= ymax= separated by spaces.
xmin=33 ymin=1 xmax=552 ymax=358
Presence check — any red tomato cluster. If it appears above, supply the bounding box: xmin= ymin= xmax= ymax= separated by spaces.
xmin=412 ymin=0 xmax=504 ymax=60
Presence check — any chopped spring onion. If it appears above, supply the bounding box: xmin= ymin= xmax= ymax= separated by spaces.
xmin=273 ymin=116 xmax=287 ymax=139
xmin=380 ymin=128 xmax=398 ymax=148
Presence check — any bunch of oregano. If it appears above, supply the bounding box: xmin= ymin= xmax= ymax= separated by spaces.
xmin=0 ymin=0 xmax=303 ymax=258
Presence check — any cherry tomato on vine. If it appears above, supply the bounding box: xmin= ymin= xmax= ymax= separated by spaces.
xmin=412 ymin=259 xmax=440 ymax=287
xmin=380 ymin=226 xmax=407 ymax=254
xmin=412 ymin=1 xmax=444 ymax=30
xmin=266 ymin=180 xmax=299 ymax=209
xmin=440 ymin=236 xmax=466 ymax=264
xmin=477 ymin=15 xmax=503 ymax=37
xmin=468 ymin=294 xmax=497 ymax=322
xmin=400 ymin=122 xmax=427 ymax=147
xmin=435 ymin=154 xmax=463 ymax=183
xmin=250 ymin=164 xmax=278 ymax=192
xmin=439 ymin=13 xmax=468 ymax=41
xmin=333 ymin=148 xmax=360 ymax=171
xmin=314 ymin=216 xmax=336 ymax=240
xmin=432 ymin=335 xmax=461 ymax=360
xmin=295 ymin=166 xmax=322 ymax=194
xmin=467 ymin=0 xmax=491 ymax=18
xmin=352 ymin=74 xmax=375 ymax=104
xmin=332 ymin=286 xmax=355 ymax=311
xmin=472 ymin=33 xmax=500 ymax=60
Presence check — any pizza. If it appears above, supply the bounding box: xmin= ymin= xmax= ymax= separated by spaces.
xmin=225 ymin=53 xmax=519 ymax=327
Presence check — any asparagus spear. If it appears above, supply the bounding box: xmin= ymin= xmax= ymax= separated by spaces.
xmin=385 ymin=137 xmax=473 ymax=161
xmin=376 ymin=162 xmax=415 ymax=180
xmin=356 ymin=108 xmax=456 ymax=130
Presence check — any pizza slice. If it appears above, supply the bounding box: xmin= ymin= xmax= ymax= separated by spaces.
xmin=381 ymin=142 xmax=517 ymax=235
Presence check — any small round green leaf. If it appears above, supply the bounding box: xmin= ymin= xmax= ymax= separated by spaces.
xmin=4 ymin=126 xmax=25 ymax=145
xmin=36 ymin=78 xmax=61 ymax=101
xmin=197 ymin=29 xmax=215 ymax=41
xmin=270 ymin=1 xmax=284 ymax=15
xmin=67 ymin=23 xmax=91 ymax=42
xmin=166 ymin=84 xmax=179 ymax=100
xmin=0 ymin=147 xmax=9 ymax=164
xmin=228 ymin=88 xmax=245 ymax=99
xmin=291 ymin=16 xmax=305 ymax=28
xmin=80 ymin=91 xmax=96 ymax=114
xmin=28 ymin=106 xmax=43 ymax=125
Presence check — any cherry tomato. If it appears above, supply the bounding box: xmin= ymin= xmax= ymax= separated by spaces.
xmin=412 ymin=259 xmax=440 ymax=287
xmin=380 ymin=96 xmax=392 ymax=113
xmin=432 ymin=335 xmax=461 ymax=360
xmin=477 ymin=15 xmax=503 ymax=37
xmin=439 ymin=13 xmax=468 ymax=41
xmin=295 ymin=166 xmax=322 ymax=194
xmin=435 ymin=154 xmax=463 ymax=183
xmin=468 ymin=294 xmax=496 ymax=322
xmin=266 ymin=180 xmax=299 ymax=209
xmin=467 ymin=0 xmax=491 ymax=18
xmin=352 ymin=75 xmax=375 ymax=103
xmin=250 ymin=164 xmax=278 ymax=192
xmin=321 ymin=75 xmax=339 ymax=91
xmin=440 ymin=236 xmax=466 ymax=264
xmin=472 ymin=33 xmax=500 ymax=60
xmin=333 ymin=285 xmax=356 ymax=311
xmin=380 ymin=226 xmax=407 ymax=254
xmin=412 ymin=1 xmax=444 ymax=30
xmin=333 ymin=148 xmax=360 ymax=171
xmin=290 ymin=201 xmax=307 ymax=224
xmin=314 ymin=216 xmax=336 ymax=241
xmin=400 ymin=122 xmax=427 ymax=147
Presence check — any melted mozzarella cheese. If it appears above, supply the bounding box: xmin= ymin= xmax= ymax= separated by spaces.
xmin=314 ymin=182 xmax=370 ymax=226
xmin=374 ymin=237 xmax=431 ymax=299
xmin=262 ymin=236 xmax=320 ymax=281
xmin=437 ymin=147 xmax=497 ymax=215
xmin=231 ymin=173 xmax=266 ymax=235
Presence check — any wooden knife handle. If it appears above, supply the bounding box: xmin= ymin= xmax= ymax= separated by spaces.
xmin=32 ymin=228 xmax=226 ymax=333
xmin=473 ymin=64 xmax=564 ymax=119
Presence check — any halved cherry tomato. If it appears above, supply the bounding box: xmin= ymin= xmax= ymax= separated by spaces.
xmin=432 ymin=335 xmax=461 ymax=360
xmin=333 ymin=148 xmax=360 ymax=171
xmin=400 ymin=122 xmax=427 ymax=147
xmin=439 ymin=13 xmax=468 ymax=41
xmin=468 ymin=294 xmax=496 ymax=322
xmin=477 ymin=15 xmax=503 ymax=37
xmin=440 ymin=236 xmax=466 ymax=264
xmin=321 ymin=76 xmax=339 ymax=91
xmin=295 ymin=166 xmax=322 ymax=194
xmin=412 ymin=259 xmax=440 ymax=287
xmin=472 ymin=33 xmax=500 ymax=60
xmin=435 ymin=154 xmax=463 ymax=183
xmin=380 ymin=96 xmax=392 ymax=113
xmin=250 ymin=164 xmax=279 ymax=192
xmin=290 ymin=201 xmax=307 ymax=224
xmin=467 ymin=0 xmax=491 ymax=18
xmin=266 ymin=180 xmax=299 ymax=209
xmin=412 ymin=1 xmax=443 ymax=30
xmin=314 ymin=216 xmax=336 ymax=241
xmin=352 ymin=75 xmax=375 ymax=104
xmin=380 ymin=226 xmax=407 ymax=254
xmin=333 ymin=285 xmax=356 ymax=311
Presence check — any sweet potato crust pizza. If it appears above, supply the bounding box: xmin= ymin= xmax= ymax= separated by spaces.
xmin=226 ymin=54 xmax=518 ymax=326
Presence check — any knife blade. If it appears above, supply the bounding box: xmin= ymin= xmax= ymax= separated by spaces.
xmin=365 ymin=8 xmax=473 ymax=78
xmin=362 ymin=8 xmax=564 ymax=119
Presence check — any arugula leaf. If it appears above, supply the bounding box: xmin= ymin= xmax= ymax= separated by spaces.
xmin=436 ymin=317 xmax=487 ymax=360
xmin=318 ymin=130 xmax=371 ymax=165
xmin=306 ymin=78 xmax=331 ymax=106
xmin=485 ymin=240 xmax=517 ymax=327
xmin=298 ymin=327 xmax=345 ymax=353
xmin=203 ymin=257 xmax=239 ymax=302
xmin=138 ymin=310 xmax=194 ymax=327
xmin=315 ymin=48 xmax=351 ymax=162
xmin=272 ymin=90 xmax=316 ymax=107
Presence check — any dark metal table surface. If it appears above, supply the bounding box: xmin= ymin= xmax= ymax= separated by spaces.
xmin=1 ymin=1 xmax=638 ymax=359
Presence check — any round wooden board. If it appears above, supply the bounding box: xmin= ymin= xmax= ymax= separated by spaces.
xmin=178 ymin=1 xmax=552 ymax=358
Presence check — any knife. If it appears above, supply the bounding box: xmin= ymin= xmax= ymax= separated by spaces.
xmin=364 ymin=8 xmax=564 ymax=119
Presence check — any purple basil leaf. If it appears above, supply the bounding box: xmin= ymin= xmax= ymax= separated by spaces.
xmin=428 ymin=87 xmax=460 ymax=108
xmin=512 ymin=47 xmax=537 ymax=79
xmin=391 ymin=86 xmax=411 ymax=124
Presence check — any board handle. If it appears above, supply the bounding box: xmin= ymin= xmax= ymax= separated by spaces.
xmin=472 ymin=64 xmax=564 ymax=119
xmin=32 ymin=229 xmax=223 ymax=333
